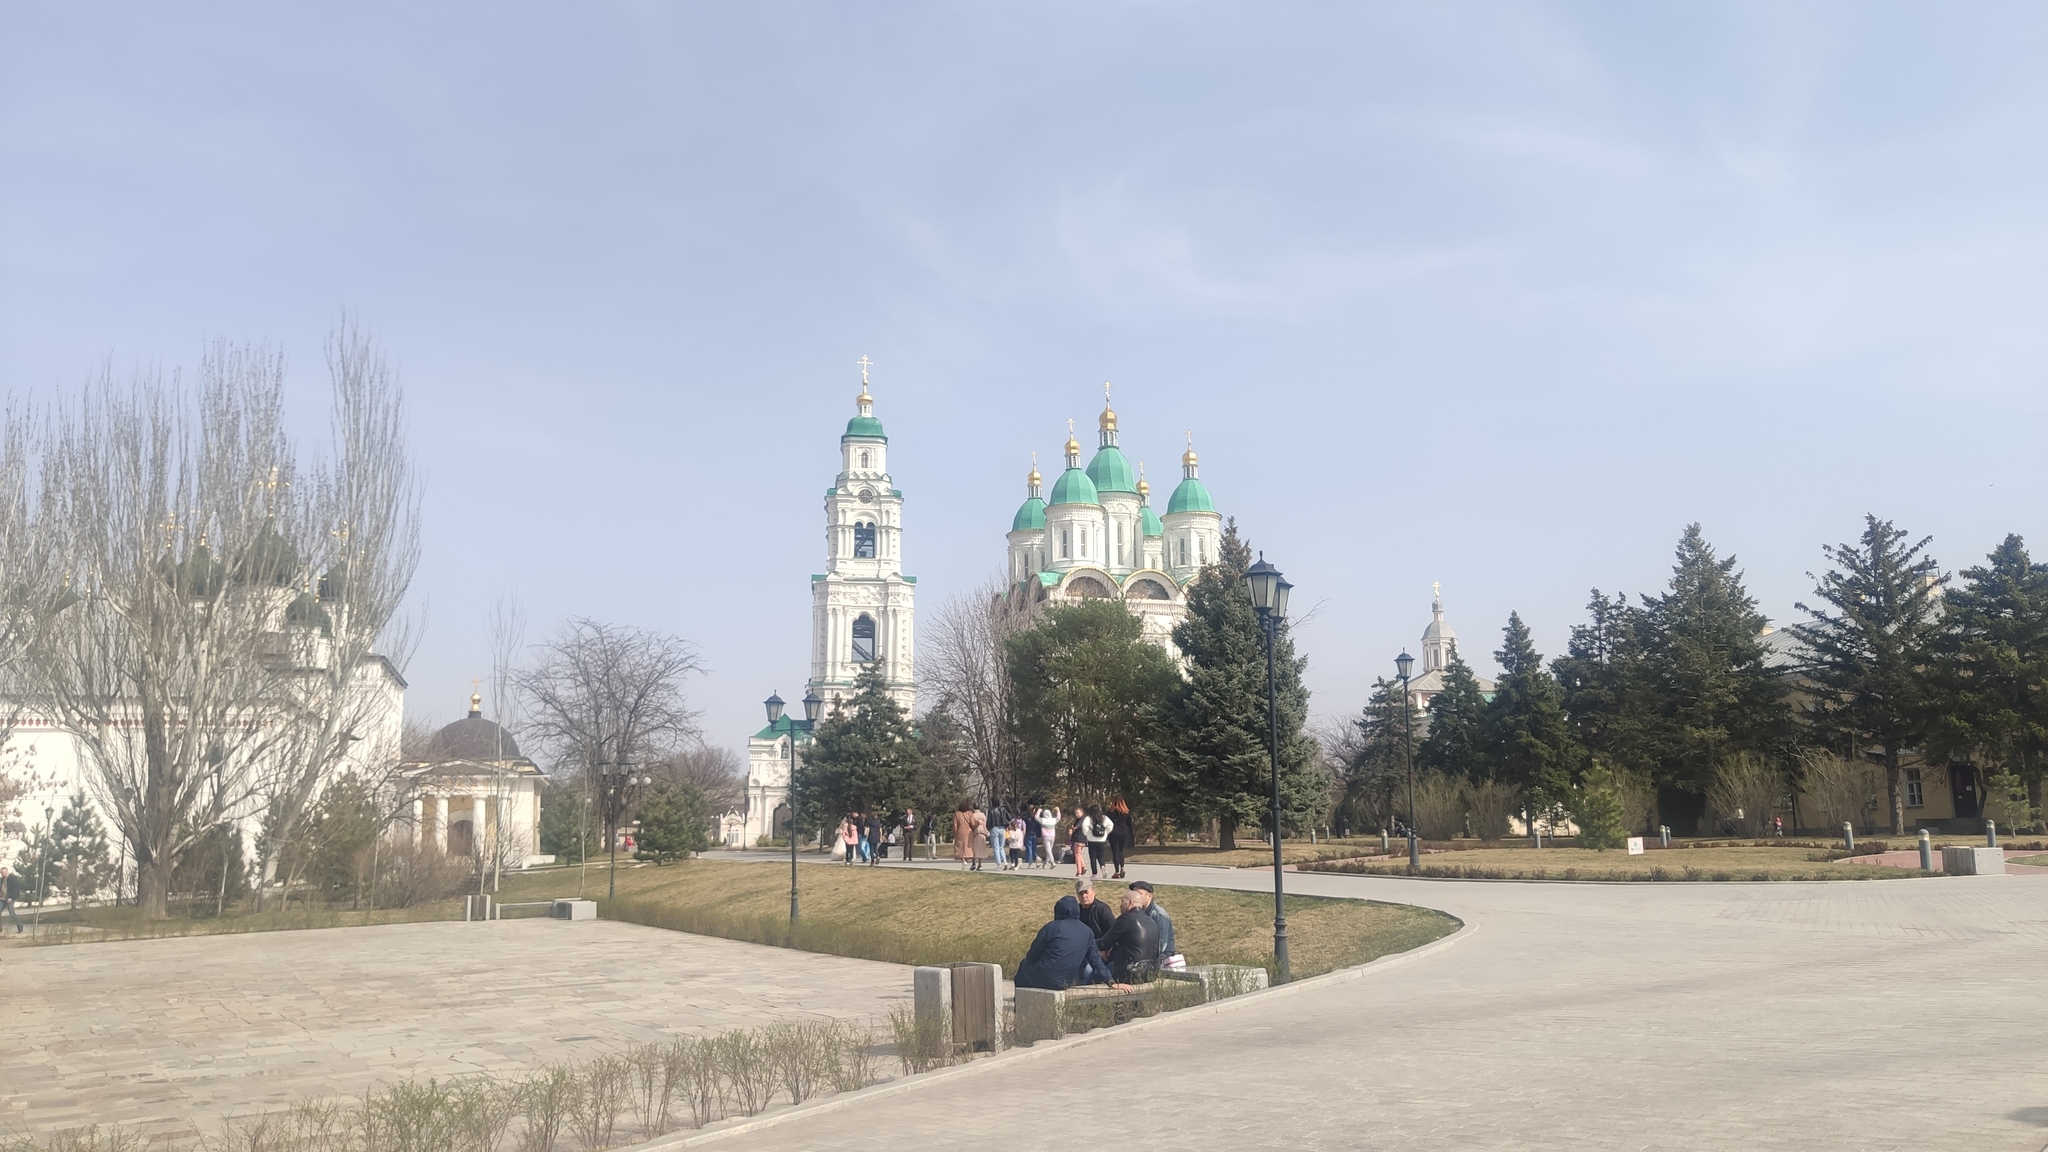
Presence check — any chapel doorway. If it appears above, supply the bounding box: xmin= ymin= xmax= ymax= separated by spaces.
xmin=1950 ymin=764 xmax=1981 ymax=820
xmin=448 ymin=819 xmax=475 ymax=858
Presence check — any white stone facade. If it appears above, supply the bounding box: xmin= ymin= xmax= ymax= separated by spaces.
xmin=741 ymin=375 xmax=917 ymax=845
xmin=1004 ymin=395 xmax=1223 ymax=654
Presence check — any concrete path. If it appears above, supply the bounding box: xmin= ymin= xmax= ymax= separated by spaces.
xmin=2 ymin=917 xmax=912 ymax=1141
xmin=710 ymin=855 xmax=2048 ymax=1152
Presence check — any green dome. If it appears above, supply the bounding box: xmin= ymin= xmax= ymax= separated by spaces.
xmin=239 ymin=525 xmax=300 ymax=587
xmin=844 ymin=415 xmax=887 ymax=440
xmin=1048 ymin=467 xmax=1099 ymax=507
xmin=285 ymin=590 xmax=332 ymax=635
xmin=1084 ymin=446 xmax=1137 ymax=494
xmin=1167 ymin=477 xmax=1214 ymax=514
xmin=1141 ymin=504 xmax=1164 ymax=537
xmin=1011 ymin=496 xmax=1046 ymax=532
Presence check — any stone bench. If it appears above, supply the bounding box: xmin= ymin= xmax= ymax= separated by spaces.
xmin=1941 ymin=846 xmax=2005 ymax=875
xmin=1013 ymin=982 xmax=1161 ymax=1044
xmin=1161 ymin=963 xmax=1270 ymax=999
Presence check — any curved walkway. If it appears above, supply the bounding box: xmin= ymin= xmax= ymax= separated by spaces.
xmin=711 ymin=856 xmax=2048 ymax=1152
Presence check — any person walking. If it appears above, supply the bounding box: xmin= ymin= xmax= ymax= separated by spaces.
xmin=1081 ymin=805 xmax=1113 ymax=878
xmin=863 ymin=811 xmax=884 ymax=866
xmin=1068 ymin=806 xmax=1090 ymax=877
xmin=900 ymin=808 xmax=919 ymax=862
xmin=0 ymin=864 xmax=22 ymax=934
xmin=970 ymin=803 xmax=990 ymax=871
xmin=1107 ymin=796 xmax=1133 ymax=879
xmin=987 ymin=798 xmax=1012 ymax=870
xmin=1004 ymin=819 xmax=1026 ymax=870
xmin=1036 ymin=803 xmax=1059 ymax=870
xmin=952 ymin=801 xmax=977 ymax=870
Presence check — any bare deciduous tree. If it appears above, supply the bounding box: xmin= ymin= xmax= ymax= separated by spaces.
xmin=651 ymin=744 xmax=745 ymax=814
xmin=515 ymin=618 xmax=704 ymax=870
xmin=252 ymin=323 xmax=421 ymax=907
xmin=27 ymin=346 xmax=302 ymax=918
xmin=920 ymin=578 xmax=1032 ymax=801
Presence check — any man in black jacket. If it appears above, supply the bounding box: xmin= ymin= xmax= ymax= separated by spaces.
xmin=1073 ymin=879 xmax=1115 ymax=945
xmin=1015 ymin=896 xmax=1122 ymax=990
xmin=1100 ymin=890 xmax=1161 ymax=983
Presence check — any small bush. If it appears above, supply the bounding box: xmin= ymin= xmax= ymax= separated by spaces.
xmin=887 ymin=1005 xmax=953 ymax=1075
xmin=515 ymin=1064 xmax=581 ymax=1152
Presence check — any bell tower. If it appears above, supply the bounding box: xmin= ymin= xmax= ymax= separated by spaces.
xmin=809 ymin=359 xmax=915 ymax=713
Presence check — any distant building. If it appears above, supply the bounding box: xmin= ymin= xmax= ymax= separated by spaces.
xmin=739 ymin=369 xmax=917 ymax=846
xmin=397 ymin=690 xmax=548 ymax=867
xmin=1003 ymin=388 xmax=1224 ymax=653
xmin=1405 ymin=585 xmax=1496 ymax=720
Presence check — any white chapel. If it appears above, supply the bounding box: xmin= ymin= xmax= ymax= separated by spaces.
xmin=735 ymin=370 xmax=916 ymax=845
xmin=1403 ymin=585 xmax=1497 ymax=716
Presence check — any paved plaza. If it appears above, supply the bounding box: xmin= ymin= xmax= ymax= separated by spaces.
xmin=704 ymin=861 xmax=2048 ymax=1152
xmin=3 ymin=917 xmax=912 ymax=1140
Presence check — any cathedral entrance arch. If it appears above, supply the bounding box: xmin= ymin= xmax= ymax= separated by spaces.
xmin=1064 ymin=574 xmax=1114 ymax=599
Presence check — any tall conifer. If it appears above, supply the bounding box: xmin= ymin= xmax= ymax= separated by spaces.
xmin=1485 ymin=612 xmax=1580 ymax=817
xmin=1168 ymin=521 xmax=1324 ymax=849
xmin=1418 ymin=651 xmax=1490 ymax=781
xmin=1928 ymin=534 xmax=2048 ymax=814
xmin=1792 ymin=515 xmax=1946 ymax=835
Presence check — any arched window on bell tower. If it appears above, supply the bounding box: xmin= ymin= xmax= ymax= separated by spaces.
xmin=854 ymin=522 xmax=877 ymax=558
xmin=852 ymin=614 xmax=877 ymax=663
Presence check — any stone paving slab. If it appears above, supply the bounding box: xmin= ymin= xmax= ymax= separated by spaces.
xmin=704 ymin=858 xmax=2048 ymax=1152
xmin=1 ymin=918 xmax=912 ymax=1140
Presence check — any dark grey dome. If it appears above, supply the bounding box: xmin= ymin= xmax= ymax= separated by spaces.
xmin=426 ymin=714 xmax=522 ymax=761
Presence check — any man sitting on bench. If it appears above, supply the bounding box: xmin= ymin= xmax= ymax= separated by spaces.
xmin=1016 ymin=896 xmax=1127 ymax=991
xmin=1100 ymin=889 xmax=1162 ymax=984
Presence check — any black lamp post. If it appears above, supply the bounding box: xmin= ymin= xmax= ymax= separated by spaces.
xmin=768 ymin=689 xmax=825 ymax=922
xmin=1243 ymin=553 xmax=1293 ymax=983
xmin=597 ymin=758 xmax=650 ymax=899
xmin=1395 ymin=649 xmax=1418 ymax=869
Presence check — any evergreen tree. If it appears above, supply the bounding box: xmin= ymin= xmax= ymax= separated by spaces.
xmin=634 ymin=781 xmax=711 ymax=863
xmin=1792 ymin=515 xmax=1946 ymax=835
xmin=793 ymin=663 xmax=933 ymax=830
xmin=539 ymin=779 xmax=595 ymax=862
xmin=1570 ymin=761 xmax=1628 ymax=850
xmin=29 ymin=792 xmax=114 ymax=910
xmin=1638 ymin=525 xmax=1789 ymax=795
xmin=1927 ymin=534 xmax=2048 ymax=816
xmin=1418 ymin=651 xmax=1490 ymax=780
xmin=1484 ymin=612 xmax=1580 ymax=820
xmin=1554 ymin=590 xmax=1652 ymax=776
xmin=1167 ymin=522 xmax=1324 ymax=850
xmin=1005 ymin=599 xmax=1179 ymax=808
xmin=1344 ymin=677 xmax=1422 ymax=833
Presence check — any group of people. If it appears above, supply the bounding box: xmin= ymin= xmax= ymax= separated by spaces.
xmin=947 ymin=798 xmax=1136 ymax=879
xmin=1014 ymin=877 xmax=1179 ymax=992
xmin=832 ymin=811 xmax=904 ymax=865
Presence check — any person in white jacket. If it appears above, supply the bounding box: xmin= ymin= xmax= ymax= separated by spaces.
xmin=1034 ymin=805 xmax=1059 ymax=870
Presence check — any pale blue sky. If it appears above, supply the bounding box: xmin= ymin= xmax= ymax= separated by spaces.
xmin=4 ymin=3 xmax=2045 ymax=756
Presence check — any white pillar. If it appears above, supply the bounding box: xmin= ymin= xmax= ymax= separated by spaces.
xmin=411 ymin=796 xmax=424 ymax=846
xmin=433 ymin=794 xmax=449 ymax=853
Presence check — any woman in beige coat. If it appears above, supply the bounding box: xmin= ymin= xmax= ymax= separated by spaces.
xmin=952 ymin=801 xmax=977 ymax=869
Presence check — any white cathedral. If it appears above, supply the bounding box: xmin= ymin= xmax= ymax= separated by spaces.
xmin=737 ymin=373 xmax=917 ymax=845
xmin=1004 ymin=389 xmax=1224 ymax=649
xmin=1403 ymin=584 xmax=1497 ymax=717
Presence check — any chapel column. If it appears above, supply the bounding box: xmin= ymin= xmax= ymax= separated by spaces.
xmin=433 ymin=794 xmax=449 ymax=853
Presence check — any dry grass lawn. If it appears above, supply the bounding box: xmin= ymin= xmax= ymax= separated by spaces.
xmin=0 ymin=900 xmax=463 ymax=949
xmin=1123 ymin=840 xmax=1394 ymax=868
xmin=1303 ymin=844 xmax=1931 ymax=882
xmin=497 ymin=859 xmax=1456 ymax=979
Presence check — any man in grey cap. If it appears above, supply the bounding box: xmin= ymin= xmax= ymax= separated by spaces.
xmin=1127 ymin=880 xmax=1175 ymax=959
xmin=1073 ymin=878 xmax=1115 ymax=946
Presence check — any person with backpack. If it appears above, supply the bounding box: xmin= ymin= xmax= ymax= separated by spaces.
xmin=1081 ymin=805 xmax=1113 ymax=878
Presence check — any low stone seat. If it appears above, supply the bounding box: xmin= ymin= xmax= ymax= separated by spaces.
xmin=550 ymin=899 xmax=598 ymax=920
xmin=1941 ymin=846 xmax=2005 ymax=875
xmin=1013 ymin=981 xmax=1166 ymax=1045
xmin=1160 ymin=963 xmax=1270 ymax=999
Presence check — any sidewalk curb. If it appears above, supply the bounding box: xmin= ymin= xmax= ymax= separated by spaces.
xmin=618 ymin=919 xmax=1475 ymax=1149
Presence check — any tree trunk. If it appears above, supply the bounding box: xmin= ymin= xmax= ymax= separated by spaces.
xmin=1218 ymin=814 xmax=1238 ymax=852
xmin=1885 ymin=748 xmax=1904 ymax=836
xmin=137 ymin=853 xmax=171 ymax=920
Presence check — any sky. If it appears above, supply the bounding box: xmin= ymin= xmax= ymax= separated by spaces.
xmin=3 ymin=3 xmax=2046 ymax=758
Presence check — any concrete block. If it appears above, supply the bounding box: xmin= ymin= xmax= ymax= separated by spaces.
xmin=913 ymin=966 xmax=952 ymax=1037
xmin=550 ymin=899 xmax=598 ymax=920
xmin=1013 ymin=987 xmax=1064 ymax=1045
xmin=1162 ymin=964 xmax=1269 ymax=1001
xmin=1941 ymin=846 xmax=2005 ymax=876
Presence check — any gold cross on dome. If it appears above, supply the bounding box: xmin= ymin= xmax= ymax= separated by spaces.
xmin=856 ymin=355 xmax=873 ymax=384
xmin=1434 ymin=581 xmax=1441 ymax=599
xmin=1103 ymin=381 xmax=1112 ymax=403
xmin=1068 ymin=418 xmax=1075 ymax=436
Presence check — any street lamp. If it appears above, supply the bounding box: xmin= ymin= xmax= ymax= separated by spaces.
xmin=35 ymin=803 xmax=52 ymax=939
xmin=597 ymin=758 xmax=650 ymax=899
xmin=768 ymin=690 xmax=824 ymax=923
xmin=1395 ymin=650 xmax=1418 ymax=869
xmin=1243 ymin=553 xmax=1293 ymax=983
